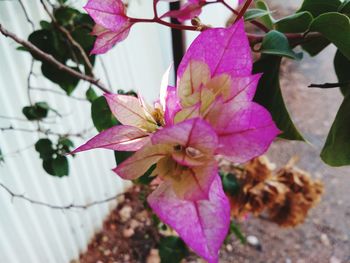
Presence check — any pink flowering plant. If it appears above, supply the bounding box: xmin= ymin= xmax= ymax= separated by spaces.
xmin=2 ymin=0 xmax=350 ymax=261
xmin=72 ymin=1 xmax=280 ymax=261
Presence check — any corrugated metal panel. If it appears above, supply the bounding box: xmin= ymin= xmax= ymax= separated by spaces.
xmin=0 ymin=1 xmax=172 ymax=262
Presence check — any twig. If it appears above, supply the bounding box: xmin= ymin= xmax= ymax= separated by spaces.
xmin=0 ymin=182 xmax=123 ymax=210
xmin=31 ymin=87 xmax=88 ymax=102
xmin=0 ymin=23 xmax=110 ymax=94
xmin=40 ymin=0 xmax=94 ymax=76
xmin=308 ymin=82 xmax=349 ymax=89
xmin=17 ymin=0 xmax=35 ymax=30
xmin=234 ymin=0 xmax=253 ymax=23
xmin=0 ymin=125 xmax=93 ymax=139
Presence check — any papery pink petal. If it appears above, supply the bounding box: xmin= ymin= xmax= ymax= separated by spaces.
xmin=171 ymin=161 xmax=218 ymax=201
xmin=113 ymin=143 xmax=171 ymax=180
xmin=90 ymin=24 xmax=132 ymax=54
xmin=71 ymin=125 xmax=149 ymax=154
xmin=178 ymin=20 xmax=252 ymax=81
xmin=161 ymin=1 xmax=203 ymax=22
xmin=164 ymin=86 xmax=181 ymax=126
xmin=159 ymin=65 xmax=173 ymax=110
xmin=84 ymin=0 xmax=128 ymax=31
xmin=104 ymin=93 xmax=157 ymax=131
xmin=148 ymin=176 xmax=230 ymax=263
xmin=151 ymin=118 xmax=218 ymax=155
xmin=227 ymin=74 xmax=262 ymax=102
xmin=209 ymin=101 xmax=280 ymax=163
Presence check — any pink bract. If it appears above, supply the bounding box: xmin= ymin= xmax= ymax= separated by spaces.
xmin=84 ymin=0 xmax=132 ymax=54
xmin=161 ymin=0 xmax=205 ymax=22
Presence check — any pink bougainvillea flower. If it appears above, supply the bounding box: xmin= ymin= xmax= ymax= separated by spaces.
xmin=173 ymin=20 xmax=281 ymax=163
xmin=113 ymin=118 xmax=230 ymax=262
xmin=84 ymin=0 xmax=133 ymax=54
xmin=73 ymin=18 xmax=279 ymax=263
xmin=160 ymin=0 xmax=206 ymax=22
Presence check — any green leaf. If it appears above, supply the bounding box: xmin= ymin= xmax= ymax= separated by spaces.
xmin=114 ymin=151 xmax=133 ymax=165
xmin=43 ymin=159 xmax=55 ymax=175
xmin=16 ymin=46 xmax=29 ymax=52
xmin=159 ymin=236 xmax=189 ymax=263
xmin=301 ymin=37 xmax=330 ymax=56
xmin=58 ymin=137 xmax=74 ymax=154
xmin=40 ymin=20 xmax=52 ymax=30
xmin=35 ymin=139 xmax=54 ymax=160
xmin=260 ymin=30 xmax=302 ymax=60
xmin=41 ymin=62 xmax=80 ymax=95
xmin=334 ymin=50 xmax=350 ymax=96
xmin=91 ymin=96 xmax=119 ymax=132
xmin=309 ymin=12 xmax=350 ymax=60
xmin=53 ymin=7 xmax=80 ymax=26
xmin=253 ymin=55 xmax=304 ymax=141
xmin=86 ymin=87 xmax=98 ymax=102
xmin=52 ymin=155 xmax=69 ymax=177
xmin=255 ymin=0 xmax=275 ymax=29
xmin=321 ymin=95 xmax=350 ymax=166
xmin=275 ymin=11 xmax=313 ymax=33
xmin=230 ymin=221 xmax=246 ymax=244
xmin=22 ymin=102 xmax=49 ymax=120
xmin=298 ymin=0 xmax=341 ymax=17
xmin=244 ymin=8 xmax=272 ymax=21
xmin=222 ymin=173 xmax=240 ymax=196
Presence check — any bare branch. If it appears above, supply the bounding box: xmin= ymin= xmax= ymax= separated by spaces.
xmin=0 ymin=23 xmax=110 ymax=94
xmin=308 ymin=82 xmax=349 ymax=89
xmin=18 ymin=0 xmax=35 ymax=30
xmin=0 ymin=182 xmax=123 ymax=210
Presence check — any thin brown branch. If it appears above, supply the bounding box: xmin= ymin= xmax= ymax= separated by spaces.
xmin=40 ymin=0 xmax=94 ymax=76
xmin=0 ymin=23 xmax=110 ymax=94
xmin=1 ymin=125 xmax=93 ymax=139
xmin=0 ymin=182 xmax=123 ymax=210
xmin=234 ymin=0 xmax=253 ymax=23
xmin=308 ymin=82 xmax=349 ymax=89
xmin=18 ymin=0 xmax=35 ymax=30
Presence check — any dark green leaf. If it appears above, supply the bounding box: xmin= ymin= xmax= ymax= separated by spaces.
xmin=298 ymin=0 xmax=341 ymax=17
xmin=35 ymin=139 xmax=54 ymax=160
xmin=91 ymin=96 xmax=119 ymax=132
xmin=230 ymin=221 xmax=246 ymax=244
xmin=16 ymin=46 xmax=29 ymax=52
xmin=253 ymin=55 xmax=304 ymax=141
xmin=301 ymin=37 xmax=330 ymax=56
xmin=86 ymin=87 xmax=98 ymax=102
xmin=40 ymin=20 xmax=52 ymax=30
xmin=321 ymin=95 xmax=350 ymax=166
xmin=114 ymin=151 xmax=133 ymax=165
xmin=159 ymin=236 xmax=189 ymax=263
xmin=222 ymin=173 xmax=240 ymax=196
xmin=275 ymin=11 xmax=313 ymax=33
xmin=52 ymin=155 xmax=69 ymax=177
xmin=255 ymin=1 xmax=275 ymax=29
xmin=260 ymin=30 xmax=302 ymax=60
xmin=58 ymin=137 xmax=74 ymax=154
xmin=244 ymin=9 xmax=272 ymax=21
xmin=53 ymin=7 xmax=80 ymax=26
xmin=41 ymin=62 xmax=80 ymax=95
xmin=22 ymin=102 xmax=49 ymax=120
xmin=334 ymin=50 xmax=350 ymax=96
xmin=43 ymin=159 xmax=55 ymax=175
xmin=309 ymin=12 xmax=350 ymax=60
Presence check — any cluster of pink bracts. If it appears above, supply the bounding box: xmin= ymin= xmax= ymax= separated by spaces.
xmin=73 ymin=0 xmax=280 ymax=262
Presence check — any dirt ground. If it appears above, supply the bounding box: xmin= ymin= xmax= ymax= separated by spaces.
xmin=79 ymin=1 xmax=350 ymax=262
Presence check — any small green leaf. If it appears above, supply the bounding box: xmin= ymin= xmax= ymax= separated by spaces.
xmin=114 ymin=151 xmax=133 ymax=165
xmin=338 ymin=0 xmax=350 ymax=14
xmin=40 ymin=20 xmax=52 ymax=30
xmin=35 ymin=139 xmax=54 ymax=160
xmin=255 ymin=1 xmax=275 ymax=29
xmin=41 ymin=62 xmax=80 ymax=95
xmin=309 ymin=12 xmax=350 ymax=60
xmin=253 ymin=55 xmax=304 ymax=141
xmin=58 ymin=137 xmax=74 ymax=154
xmin=159 ymin=236 xmax=189 ymax=263
xmin=52 ymin=155 xmax=69 ymax=177
xmin=260 ymin=30 xmax=302 ymax=60
xmin=334 ymin=50 xmax=350 ymax=96
xmin=301 ymin=37 xmax=330 ymax=56
xmin=321 ymin=95 xmax=350 ymax=166
xmin=244 ymin=8 xmax=272 ymax=21
xmin=86 ymin=87 xmax=98 ymax=102
xmin=222 ymin=173 xmax=240 ymax=196
xmin=43 ymin=159 xmax=55 ymax=175
xmin=91 ymin=96 xmax=119 ymax=132
xmin=53 ymin=7 xmax=80 ymax=26
xmin=22 ymin=102 xmax=49 ymax=120
xmin=275 ymin=11 xmax=313 ymax=33
xmin=135 ymin=164 xmax=156 ymax=185
xmin=298 ymin=0 xmax=341 ymax=17
xmin=230 ymin=221 xmax=246 ymax=244
xmin=16 ymin=46 xmax=29 ymax=52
